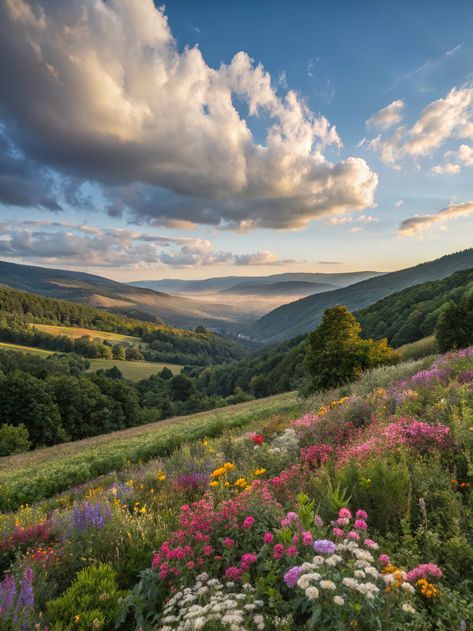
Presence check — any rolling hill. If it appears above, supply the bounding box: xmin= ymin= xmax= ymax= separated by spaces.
xmin=246 ymin=248 xmax=473 ymax=344
xmin=357 ymin=266 xmax=473 ymax=347
xmin=221 ymin=280 xmax=338 ymax=297
xmin=0 ymin=260 xmax=254 ymax=330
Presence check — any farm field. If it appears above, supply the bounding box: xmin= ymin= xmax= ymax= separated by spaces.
xmin=32 ymin=323 xmax=144 ymax=346
xmin=0 ymin=341 xmax=182 ymax=380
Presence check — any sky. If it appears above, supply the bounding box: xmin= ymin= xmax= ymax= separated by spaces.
xmin=0 ymin=0 xmax=472 ymax=281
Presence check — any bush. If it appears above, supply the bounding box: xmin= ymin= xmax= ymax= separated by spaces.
xmin=46 ymin=563 xmax=124 ymax=630
xmin=0 ymin=423 xmax=31 ymax=456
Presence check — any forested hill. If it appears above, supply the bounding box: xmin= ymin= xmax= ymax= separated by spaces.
xmin=357 ymin=266 xmax=473 ymax=347
xmin=246 ymin=248 xmax=473 ymax=344
xmin=0 ymin=285 xmax=248 ymax=365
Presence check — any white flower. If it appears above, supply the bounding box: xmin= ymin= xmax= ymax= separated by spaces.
xmin=312 ymin=555 xmax=325 ymax=566
xmin=297 ymin=575 xmax=311 ymax=590
xmin=402 ymin=603 xmax=416 ymax=615
xmin=254 ymin=614 xmax=264 ymax=625
xmin=333 ymin=595 xmax=345 ymax=606
xmin=305 ymin=586 xmax=319 ymax=600
xmin=319 ymin=580 xmax=336 ymax=590
xmin=354 ymin=570 xmax=366 ymax=579
xmin=364 ymin=566 xmax=378 ymax=577
xmin=342 ymin=577 xmax=358 ymax=589
xmin=401 ymin=582 xmax=415 ymax=594
xmin=325 ymin=554 xmax=342 ymax=566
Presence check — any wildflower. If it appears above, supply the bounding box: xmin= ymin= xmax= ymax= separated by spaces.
xmin=284 ymin=566 xmax=302 ymax=588
xmin=254 ymin=468 xmax=267 ymax=476
xmin=332 ymin=527 xmax=344 ymax=538
xmin=223 ymin=463 xmax=235 ymax=471
xmin=354 ymin=519 xmax=367 ymax=530
xmin=363 ymin=539 xmax=378 ymax=549
xmin=273 ymin=544 xmax=285 ymax=559
xmin=223 ymin=537 xmax=235 ymax=548
xmin=251 ymin=434 xmax=264 ymax=445
xmin=287 ymin=546 xmax=298 ymax=557
xmin=209 ymin=481 xmax=219 ymax=488
xmin=302 ymin=531 xmax=313 ymax=546
xmin=347 ymin=531 xmax=360 ymax=541
xmin=406 ymin=563 xmax=443 ymax=583
xmin=333 ymin=595 xmax=345 ymax=606
xmin=319 ymin=580 xmax=336 ymax=590
xmin=402 ymin=603 xmax=416 ymax=615
xmin=314 ymin=515 xmax=324 ymax=528
xmin=305 ymin=586 xmax=319 ymax=600
xmin=242 ymin=516 xmax=255 ymax=529
xmin=379 ymin=554 xmax=390 ymax=565
xmin=355 ymin=509 xmax=368 ymax=520
xmin=338 ymin=507 xmax=352 ymax=519
xmin=74 ymin=614 xmax=81 ymax=622
xmin=313 ymin=539 xmax=337 ymax=554
xmin=263 ymin=532 xmax=273 ymax=545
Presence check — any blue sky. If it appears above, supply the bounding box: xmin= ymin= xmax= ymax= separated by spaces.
xmin=0 ymin=0 xmax=472 ymax=280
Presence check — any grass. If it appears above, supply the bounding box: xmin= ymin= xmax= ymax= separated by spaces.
xmin=32 ymin=323 xmax=143 ymax=346
xmin=0 ymin=341 xmax=182 ymax=381
xmin=86 ymin=358 xmax=182 ymax=380
xmin=0 ymin=342 xmax=53 ymax=357
xmin=397 ymin=335 xmax=438 ymax=361
xmin=0 ymin=392 xmax=303 ymax=510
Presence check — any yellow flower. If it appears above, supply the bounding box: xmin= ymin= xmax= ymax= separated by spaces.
xmin=202 ymin=439 xmax=209 ymax=447
xmin=209 ymin=481 xmax=219 ymax=487
xmin=223 ymin=462 xmax=235 ymax=471
xmin=140 ymin=506 xmax=147 ymax=514
xmin=254 ymin=468 xmax=267 ymax=476
xmin=73 ymin=614 xmax=81 ymax=623
xmin=157 ymin=472 xmax=166 ymax=481
xmin=210 ymin=467 xmax=227 ymax=478
xmin=234 ymin=477 xmax=247 ymax=488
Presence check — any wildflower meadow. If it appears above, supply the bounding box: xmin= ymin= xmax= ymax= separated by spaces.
xmin=1 ymin=348 xmax=473 ymax=629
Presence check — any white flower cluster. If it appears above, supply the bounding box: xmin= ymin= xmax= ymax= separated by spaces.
xmin=293 ymin=540 xmax=416 ymax=615
xmin=158 ymin=573 xmax=265 ymax=631
xmin=269 ymin=429 xmax=299 ymax=456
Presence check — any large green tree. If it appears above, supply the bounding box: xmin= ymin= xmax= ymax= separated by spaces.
xmin=436 ymin=294 xmax=473 ymax=352
xmin=305 ymin=305 xmax=398 ymax=392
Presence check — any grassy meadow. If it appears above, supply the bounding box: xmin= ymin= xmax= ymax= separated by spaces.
xmin=32 ymin=323 xmax=143 ymax=345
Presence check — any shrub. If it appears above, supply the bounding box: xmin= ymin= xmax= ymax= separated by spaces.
xmin=0 ymin=423 xmax=31 ymax=456
xmin=46 ymin=563 xmax=124 ymax=630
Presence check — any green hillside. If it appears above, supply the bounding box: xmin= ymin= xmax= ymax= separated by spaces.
xmin=246 ymin=248 xmax=473 ymax=344
xmin=0 ymin=285 xmax=247 ymax=366
xmin=357 ymin=267 xmax=473 ymax=346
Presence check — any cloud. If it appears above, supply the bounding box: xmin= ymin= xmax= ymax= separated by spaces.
xmin=432 ymin=143 xmax=473 ymax=175
xmin=0 ymin=0 xmax=377 ymax=230
xmin=318 ymin=260 xmax=342 ymax=265
xmin=398 ymin=201 xmax=473 ymax=236
xmin=387 ymin=44 xmax=462 ymax=92
xmin=358 ymin=214 xmax=378 ymax=223
xmin=394 ymin=199 xmax=404 ymax=208
xmin=366 ymin=100 xmax=404 ymax=130
xmin=0 ymin=221 xmax=292 ymax=269
xmin=368 ymin=85 xmax=473 ymax=166
xmin=329 ymin=216 xmax=352 ymax=224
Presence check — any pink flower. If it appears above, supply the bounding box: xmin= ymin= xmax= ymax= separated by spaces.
xmin=356 ymin=509 xmax=368 ymax=520
xmin=347 ymin=530 xmax=360 ymax=540
xmin=379 ymin=554 xmax=390 ymax=565
xmin=241 ymin=553 xmax=257 ymax=565
xmin=225 ymin=566 xmax=242 ymax=581
xmin=202 ymin=545 xmax=213 ymax=556
xmin=273 ymin=544 xmax=285 ymax=559
xmin=242 ymin=516 xmax=254 ymax=529
xmin=287 ymin=512 xmax=299 ymax=523
xmin=338 ymin=507 xmax=352 ymax=519
xmin=280 ymin=518 xmax=290 ymax=528
xmin=354 ymin=519 xmax=367 ymax=531
xmin=292 ymin=534 xmax=300 ymax=544
xmin=287 ymin=546 xmax=298 ymax=556
xmin=263 ymin=532 xmax=273 ymax=545
xmin=363 ymin=539 xmax=378 ymax=549
xmin=314 ymin=515 xmax=324 ymax=528
xmin=251 ymin=433 xmax=264 ymax=445
xmin=223 ymin=537 xmax=234 ymax=548
xmin=406 ymin=563 xmax=443 ymax=583
xmin=302 ymin=531 xmax=313 ymax=545
xmin=332 ymin=527 xmax=344 ymax=538
xmin=337 ymin=517 xmax=350 ymax=526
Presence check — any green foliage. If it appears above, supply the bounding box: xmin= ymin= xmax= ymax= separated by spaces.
xmin=304 ymin=305 xmax=399 ymax=392
xmin=436 ymin=293 xmax=473 ymax=352
xmin=0 ymin=423 xmax=30 ymax=456
xmin=46 ymin=563 xmax=123 ymax=630
xmin=358 ymin=267 xmax=473 ymax=347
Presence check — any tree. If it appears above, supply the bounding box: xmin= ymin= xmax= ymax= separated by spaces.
xmin=125 ymin=345 xmax=144 ymax=361
xmin=304 ymin=305 xmax=398 ymax=392
xmin=436 ymin=295 xmax=473 ymax=352
xmin=0 ymin=371 xmax=63 ymax=446
xmin=169 ymin=373 xmax=195 ymax=401
xmin=112 ymin=344 xmax=126 ymax=360
xmin=159 ymin=367 xmax=174 ymax=380
xmin=0 ymin=423 xmax=31 ymax=456
xmin=250 ymin=374 xmax=273 ymax=398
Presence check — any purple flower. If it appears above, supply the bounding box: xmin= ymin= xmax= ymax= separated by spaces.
xmin=313 ymin=539 xmax=337 ymax=554
xmin=284 ymin=566 xmax=302 ymax=588
xmin=73 ymin=501 xmax=112 ymax=532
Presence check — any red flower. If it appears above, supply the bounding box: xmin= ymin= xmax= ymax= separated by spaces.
xmin=251 ymin=433 xmax=264 ymax=445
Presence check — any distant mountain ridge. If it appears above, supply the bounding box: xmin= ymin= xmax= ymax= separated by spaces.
xmin=246 ymin=249 xmax=473 ymax=344
xmin=221 ymin=280 xmax=339 ymax=297
xmin=0 ymin=260 xmax=253 ymax=330
xmin=131 ymin=271 xmax=382 ymax=294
